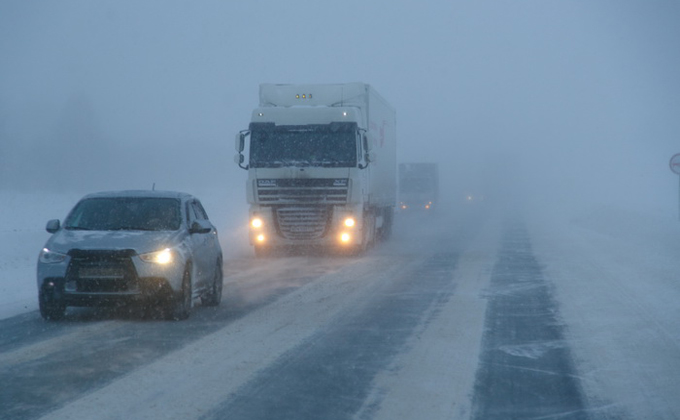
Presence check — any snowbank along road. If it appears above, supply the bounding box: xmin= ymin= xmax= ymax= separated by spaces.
xmin=1 ymin=203 xmax=679 ymax=420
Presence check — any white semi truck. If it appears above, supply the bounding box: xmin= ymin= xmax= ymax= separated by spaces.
xmin=398 ymin=162 xmax=439 ymax=211
xmin=235 ymin=83 xmax=397 ymax=255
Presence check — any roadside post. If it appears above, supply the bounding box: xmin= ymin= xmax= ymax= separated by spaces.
xmin=670 ymin=153 xmax=680 ymax=220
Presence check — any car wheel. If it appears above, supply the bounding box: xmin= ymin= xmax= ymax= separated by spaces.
xmin=39 ymin=289 xmax=66 ymax=321
xmin=202 ymin=260 xmax=223 ymax=307
xmin=166 ymin=267 xmax=192 ymax=320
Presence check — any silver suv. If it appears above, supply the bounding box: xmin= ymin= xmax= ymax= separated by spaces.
xmin=37 ymin=190 xmax=223 ymax=320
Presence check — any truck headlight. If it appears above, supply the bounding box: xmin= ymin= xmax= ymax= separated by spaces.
xmin=139 ymin=248 xmax=173 ymax=264
xmin=39 ymin=248 xmax=67 ymax=264
xmin=251 ymin=217 xmax=263 ymax=229
xmin=343 ymin=217 xmax=355 ymax=228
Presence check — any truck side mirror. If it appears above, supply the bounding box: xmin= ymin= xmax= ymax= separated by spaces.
xmin=234 ymin=153 xmax=249 ymax=170
xmin=358 ymin=133 xmax=372 ymax=169
xmin=235 ymin=133 xmax=245 ymax=152
xmin=362 ymin=134 xmax=370 ymax=152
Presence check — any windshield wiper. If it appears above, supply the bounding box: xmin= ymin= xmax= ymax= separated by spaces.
xmin=311 ymin=160 xmax=352 ymax=167
xmin=108 ymin=226 xmax=151 ymax=231
xmin=281 ymin=159 xmax=310 ymax=167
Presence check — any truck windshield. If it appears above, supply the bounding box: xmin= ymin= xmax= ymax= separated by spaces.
xmin=400 ymin=178 xmax=437 ymax=193
xmin=249 ymin=123 xmax=358 ymax=168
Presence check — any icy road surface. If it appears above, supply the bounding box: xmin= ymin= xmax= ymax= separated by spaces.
xmin=1 ymin=205 xmax=679 ymax=420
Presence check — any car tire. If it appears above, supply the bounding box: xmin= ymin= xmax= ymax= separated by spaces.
xmin=166 ymin=266 xmax=192 ymax=320
xmin=39 ymin=289 xmax=66 ymax=321
xmin=202 ymin=260 xmax=223 ymax=307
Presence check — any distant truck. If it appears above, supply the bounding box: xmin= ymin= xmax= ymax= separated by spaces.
xmin=235 ymin=83 xmax=397 ymax=255
xmin=398 ymin=163 xmax=439 ymax=211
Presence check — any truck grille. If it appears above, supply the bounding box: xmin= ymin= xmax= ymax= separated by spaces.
xmin=257 ymin=178 xmax=348 ymax=204
xmin=276 ymin=206 xmax=331 ymax=240
xmin=66 ymin=249 xmax=138 ymax=293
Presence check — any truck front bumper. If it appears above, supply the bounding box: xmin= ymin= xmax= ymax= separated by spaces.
xmin=248 ymin=204 xmax=364 ymax=248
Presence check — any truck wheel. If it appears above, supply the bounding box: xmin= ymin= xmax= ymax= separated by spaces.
xmin=39 ymin=289 xmax=66 ymax=321
xmin=378 ymin=207 xmax=394 ymax=241
xmin=166 ymin=267 xmax=192 ymax=320
xmin=351 ymin=212 xmax=375 ymax=256
xmin=366 ymin=211 xmax=377 ymax=248
xmin=202 ymin=260 xmax=223 ymax=306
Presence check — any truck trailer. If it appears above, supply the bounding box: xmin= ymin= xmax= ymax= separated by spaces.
xmin=398 ymin=162 xmax=439 ymax=211
xmin=235 ymin=83 xmax=397 ymax=255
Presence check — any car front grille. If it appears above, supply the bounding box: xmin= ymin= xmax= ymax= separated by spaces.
xmin=66 ymin=249 xmax=138 ymax=293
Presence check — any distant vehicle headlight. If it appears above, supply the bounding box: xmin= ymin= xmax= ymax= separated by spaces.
xmin=39 ymin=248 xmax=67 ymax=264
xmin=139 ymin=248 xmax=173 ymax=264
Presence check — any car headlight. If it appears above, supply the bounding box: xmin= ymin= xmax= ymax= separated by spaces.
xmin=139 ymin=248 xmax=173 ymax=264
xmin=39 ymin=248 xmax=67 ymax=264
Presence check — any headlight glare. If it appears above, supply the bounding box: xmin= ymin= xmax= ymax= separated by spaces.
xmin=140 ymin=248 xmax=173 ymax=264
xmin=251 ymin=217 xmax=263 ymax=229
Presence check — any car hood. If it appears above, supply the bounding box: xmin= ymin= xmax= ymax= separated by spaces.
xmin=45 ymin=229 xmax=185 ymax=255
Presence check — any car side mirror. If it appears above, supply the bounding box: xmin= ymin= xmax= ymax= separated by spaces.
xmin=189 ymin=220 xmax=212 ymax=234
xmin=46 ymin=219 xmax=60 ymax=233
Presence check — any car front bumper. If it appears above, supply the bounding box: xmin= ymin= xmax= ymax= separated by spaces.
xmin=37 ymin=249 xmax=185 ymax=307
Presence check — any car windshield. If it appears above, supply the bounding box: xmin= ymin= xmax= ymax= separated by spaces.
xmin=64 ymin=197 xmax=181 ymax=231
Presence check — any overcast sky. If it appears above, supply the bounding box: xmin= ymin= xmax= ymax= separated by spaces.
xmin=1 ymin=1 xmax=679 ymax=216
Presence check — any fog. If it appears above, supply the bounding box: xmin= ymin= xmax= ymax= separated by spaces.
xmin=1 ymin=0 xmax=679 ymax=219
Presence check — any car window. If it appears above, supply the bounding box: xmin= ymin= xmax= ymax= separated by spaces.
xmin=185 ymin=201 xmax=196 ymax=224
xmin=192 ymin=201 xmax=209 ymax=220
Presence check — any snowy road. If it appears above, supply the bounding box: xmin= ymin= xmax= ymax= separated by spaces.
xmin=1 ymin=206 xmax=679 ymax=420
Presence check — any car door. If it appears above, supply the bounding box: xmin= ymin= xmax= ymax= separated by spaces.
xmin=186 ymin=199 xmax=217 ymax=290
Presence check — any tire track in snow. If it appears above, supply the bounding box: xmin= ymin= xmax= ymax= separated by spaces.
xmin=201 ymin=252 xmax=462 ymax=420
xmin=471 ymin=220 xmax=591 ymax=420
